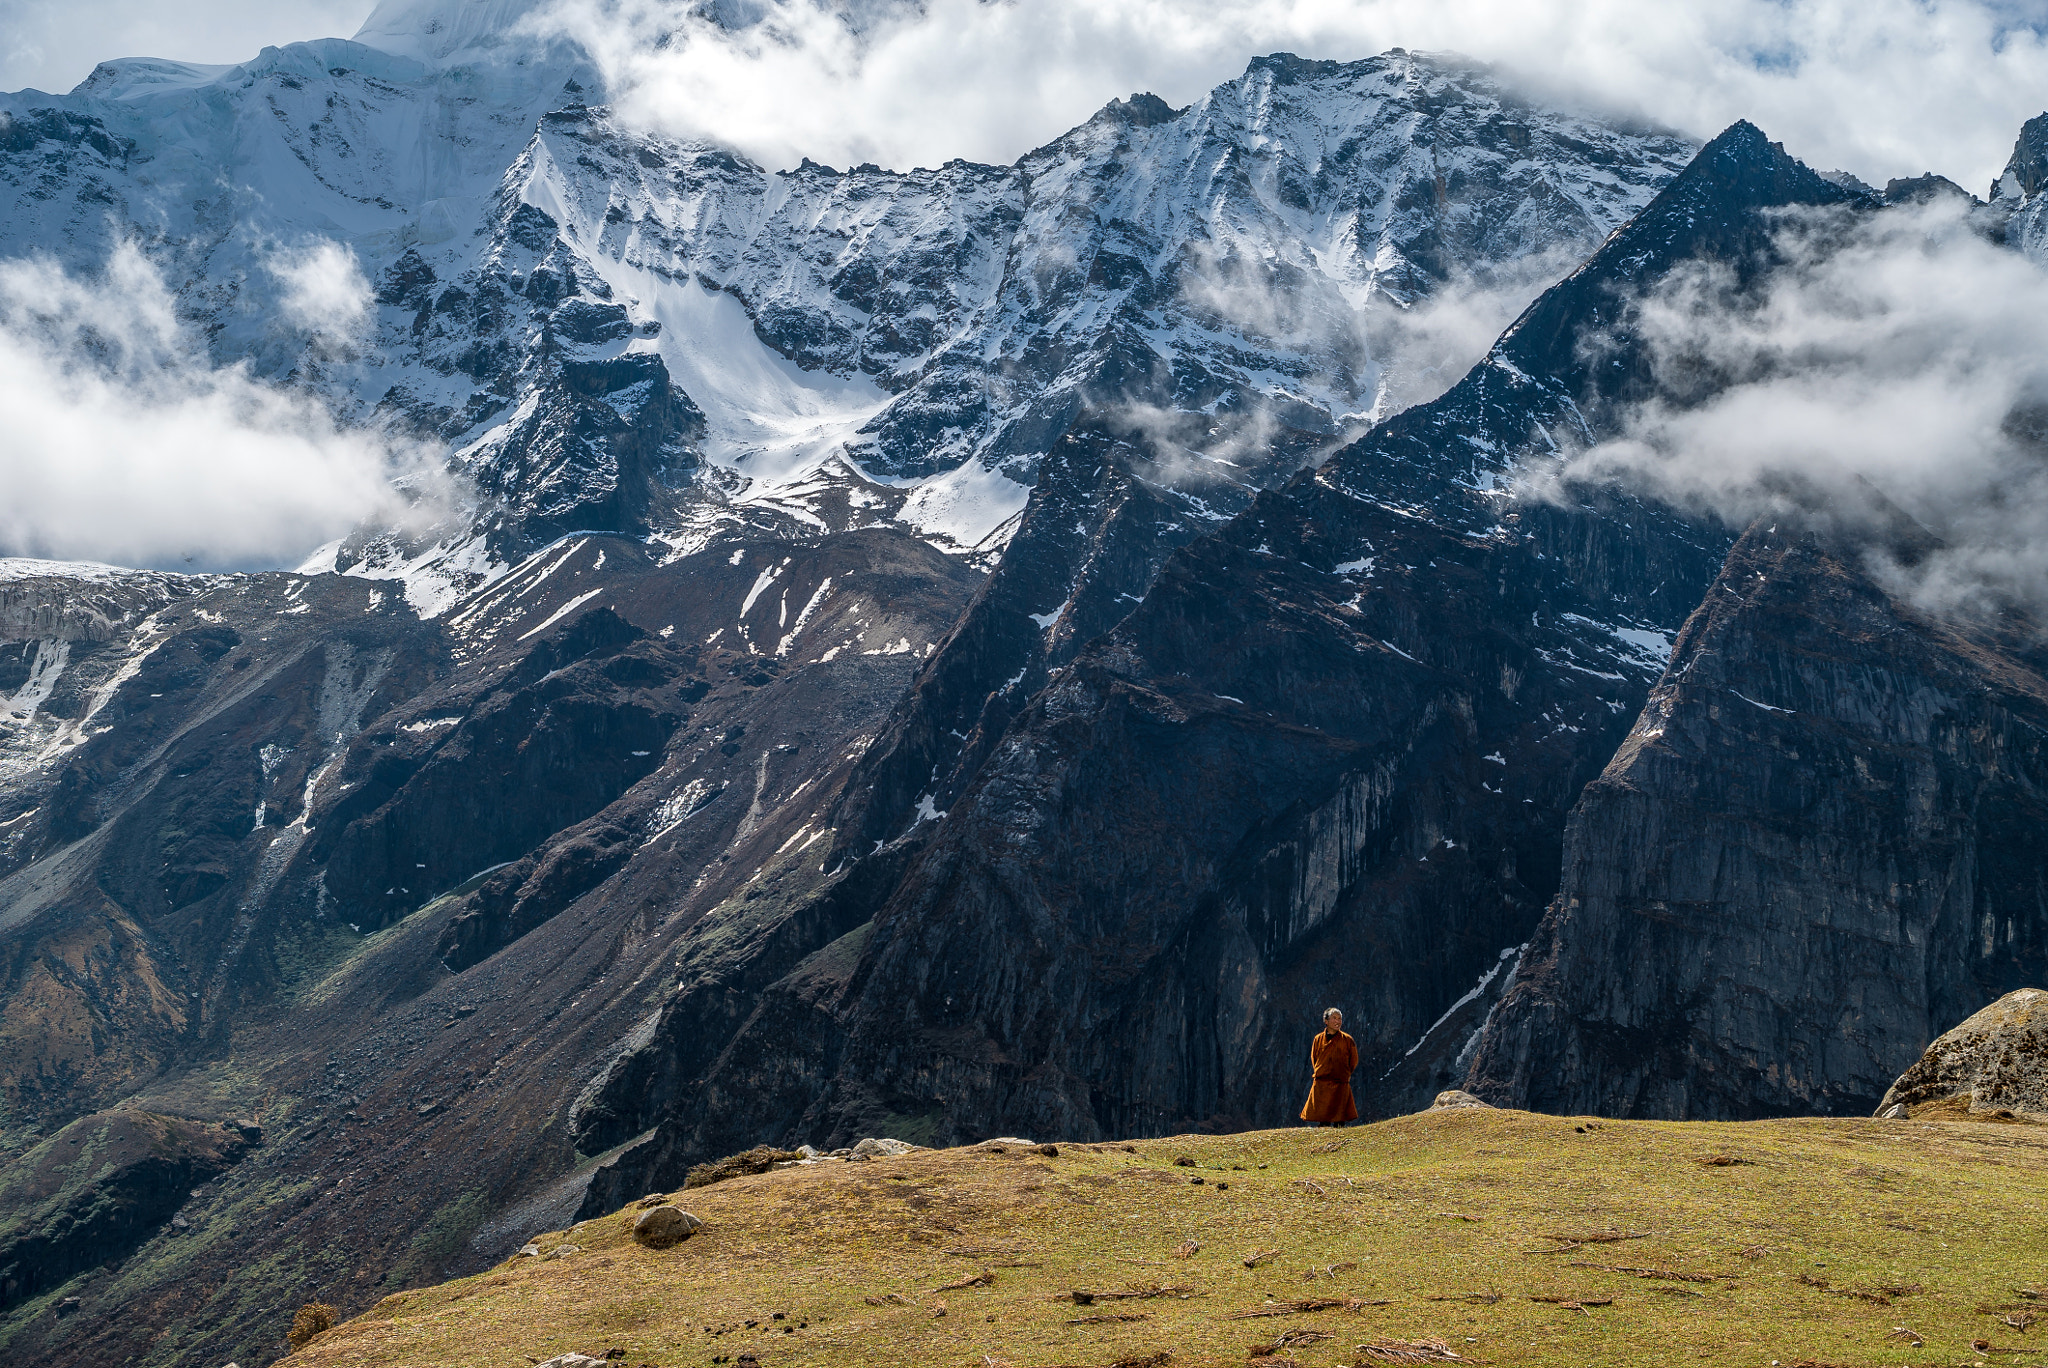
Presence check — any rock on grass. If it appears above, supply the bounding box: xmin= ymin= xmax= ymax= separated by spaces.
xmin=632 ymin=1205 xmax=703 ymax=1249
xmin=1877 ymin=988 xmax=2048 ymax=1120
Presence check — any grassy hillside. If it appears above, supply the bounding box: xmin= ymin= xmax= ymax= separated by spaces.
xmin=284 ymin=1109 xmax=2048 ymax=1368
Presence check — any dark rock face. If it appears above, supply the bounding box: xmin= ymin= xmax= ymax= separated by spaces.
xmin=1876 ymin=988 xmax=2048 ymax=1117
xmin=1466 ymin=522 xmax=2048 ymax=1119
xmin=311 ymin=605 xmax=682 ymax=930
xmin=829 ymin=417 xmax=1253 ymax=859
xmin=573 ymin=123 xmax=1869 ymax=1206
xmin=0 ymin=1110 xmax=251 ymax=1310
xmin=1994 ymin=112 xmax=2048 ymax=201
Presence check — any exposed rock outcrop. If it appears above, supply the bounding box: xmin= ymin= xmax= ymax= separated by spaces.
xmin=630 ymin=1205 xmax=701 ymax=1248
xmin=1466 ymin=522 xmax=2048 ymax=1119
xmin=1877 ymin=988 xmax=2048 ymax=1119
xmin=0 ymin=1110 xmax=253 ymax=1310
xmin=1429 ymin=1091 xmax=1493 ymax=1111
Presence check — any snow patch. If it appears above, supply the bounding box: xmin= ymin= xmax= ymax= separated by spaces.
xmin=1731 ymin=689 xmax=1795 ymax=714
xmin=515 ymin=588 xmax=602 ymax=641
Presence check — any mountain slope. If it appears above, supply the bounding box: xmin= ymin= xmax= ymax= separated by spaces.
xmin=571 ymin=124 xmax=1864 ymax=1206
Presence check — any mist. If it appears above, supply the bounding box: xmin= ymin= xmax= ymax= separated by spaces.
xmin=0 ymin=243 xmax=456 ymax=573
xmin=266 ymin=239 xmax=374 ymax=355
xmin=1547 ymin=197 xmax=2048 ymax=617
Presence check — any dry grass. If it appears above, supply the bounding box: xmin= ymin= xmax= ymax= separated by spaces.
xmin=282 ymin=1109 xmax=2048 ymax=1368
xmin=288 ymin=1302 xmax=337 ymax=1350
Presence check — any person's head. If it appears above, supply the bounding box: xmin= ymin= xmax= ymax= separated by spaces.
xmin=1322 ymin=1007 xmax=1343 ymax=1032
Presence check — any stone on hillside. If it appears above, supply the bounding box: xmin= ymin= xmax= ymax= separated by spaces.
xmin=634 ymin=1193 xmax=666 ymax=1208
xmin=1877 ymin=988 xmax=2048 ymax=1119
xmin=684 ymin=1145 xmax=804 ymax=1189
xmin=850 ymin=1137 xmax=919 ymax=1158
xmin=632 ymin=1205 xmax=702 ymax=1249
xmin=535 ymin=1355 xmax=610 ymax=1368
xmin=1431 ymin=1090 xmax=1495 ymax=1110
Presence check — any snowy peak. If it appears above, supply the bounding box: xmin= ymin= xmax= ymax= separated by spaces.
xmin=1088 ymin=92 xmax=1185 ymax=131
xmin=1993 ymin=110 xmax=2048 ymax=202
xmin=2 ymin=41 xmax=1699 ymax=600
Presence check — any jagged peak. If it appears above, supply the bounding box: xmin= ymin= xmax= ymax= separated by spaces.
xmin=1091 ymin=91 xmax=1184 ymax=130
xmin=1240 ymin=50 xmax=1350 ymax=84
xmin=1883 ymin=173 xmax=1976 ymax=207
xmin=1992 ymin=111 xmax=2048 ymax=202
xmin=1668 ymin=119 xmax=1853 ymax=207
xmin=1696 ymin=118 xmax=1778 ymax=164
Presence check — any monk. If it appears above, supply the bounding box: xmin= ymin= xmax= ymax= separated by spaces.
xmin=1300 ymin=1007 xmax=1359 ymax=1126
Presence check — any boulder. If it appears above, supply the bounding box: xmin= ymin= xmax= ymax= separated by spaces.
xmin=535 ymin=1356 xmax=610 ymax=1368
xmin=1430 ymin=1090 xmax=1495 ymax=1110
xmin=631 ymin=1205 xmax=702 ymax=1249
xmin=850 ymin=1137 xmax=918 ymax=1158
xmin=1877 ymin=988 xmax=2048 ymax=1120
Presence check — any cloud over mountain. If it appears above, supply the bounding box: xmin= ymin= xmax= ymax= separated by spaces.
xmin=0 ymin=243 xmax=452 ymax=570
xmin=534 ymin=0 xmax=2048 ymax=190
xmin=1552 ymin=195 xmax=2048 ymax=616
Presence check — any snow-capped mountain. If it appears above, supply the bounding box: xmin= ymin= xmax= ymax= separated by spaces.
xmin=3 ymin=22 xmax=1695 ymax=609
xmin=1993 ymin=110 xmax=2048 ymax=260
xmin=6 ymin=7 xmax=2048 ymax=1367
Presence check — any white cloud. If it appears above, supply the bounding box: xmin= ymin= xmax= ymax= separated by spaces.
xmin=1545 ymin=197 xmax=2048 ymax=616
xmin=533 ymin=0 xmax=2048 ymax=193
xmin=0 ymin=243 xmax=454 ymax=571
xmin=8 ymin=1 xmax=2046 ymax=197
xmin=1367 ymin=247 xmax=1595 ymax=413
xmin=266 ymin=239 xmax=373 ymax=353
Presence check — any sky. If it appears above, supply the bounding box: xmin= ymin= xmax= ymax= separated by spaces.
xmin=1 ymin=0 xmax=374 ymax=91
xmin=4 ymin=0 xmax=2048 ymax=193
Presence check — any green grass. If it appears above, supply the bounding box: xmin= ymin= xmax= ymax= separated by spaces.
xmin=284 ymin=1109 xmax=2048 ymax=1368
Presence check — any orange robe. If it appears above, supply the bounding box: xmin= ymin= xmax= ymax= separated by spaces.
xmin=1299 ymin=1028 xmax=1359 ymax=1124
